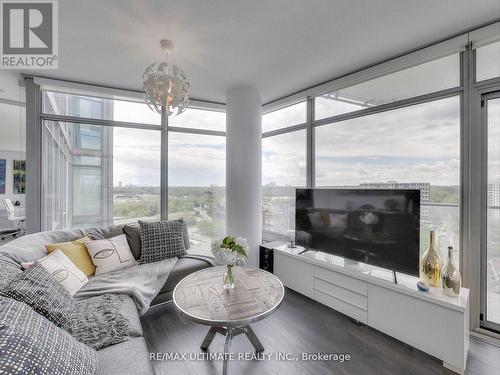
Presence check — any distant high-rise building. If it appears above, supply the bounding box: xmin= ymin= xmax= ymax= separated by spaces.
xmin=359 ymin=182 xmax=431 ymax=203
xmin=488 ymin=183 xmax=500 ymax=206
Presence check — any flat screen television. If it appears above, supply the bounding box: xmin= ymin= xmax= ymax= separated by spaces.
xmin=295 ymin=188 xmax=420 ymax=276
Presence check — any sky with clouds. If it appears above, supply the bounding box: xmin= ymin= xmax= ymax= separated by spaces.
xmin=112 ymin=94 xmax=462 ymax=189
xmin=263 ymin=96 xmax=461 ymax=187
xmin=262 ymin=53 xmax=462 ymax=188
xmin=112 ymin=103 xmax=225 ymax=187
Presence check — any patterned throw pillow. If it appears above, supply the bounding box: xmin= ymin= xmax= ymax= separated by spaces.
xmin=0 ymin=261 xmax=22 ymax=290
xmin=0 ymin=263 xmax=76 ymax=330
xmin=21 ymin=250 xmax=88 ymax=296
xmin=138 ymin=220 xmax=186 ymax=264
xmin=328 ymin=213 xmax=349 ymax=229
xmin=46 ymin=237 xmax=96 ymax=276
xmin=84 ymin=234 xmax=136 ymax=275
xmin=0 ymin=296 xmax=97 ymax=375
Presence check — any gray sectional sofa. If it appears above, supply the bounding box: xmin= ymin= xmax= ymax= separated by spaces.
xmin=0 ymin=223 xmax=214 ymax=375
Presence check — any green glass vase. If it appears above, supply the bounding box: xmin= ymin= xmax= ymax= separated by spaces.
xmin=223 ymin=265 xmax=235 ymax=289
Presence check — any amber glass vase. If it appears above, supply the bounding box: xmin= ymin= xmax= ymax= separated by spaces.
xmin=420 ymin=231 xmax=443 ymax=287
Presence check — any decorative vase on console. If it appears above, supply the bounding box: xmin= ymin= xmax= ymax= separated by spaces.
xmin=284 ymin=230 xmax=296 ymax=248
xmin=420 ymin=231 xmax=443 ymax=287
xmin=211 ymin=236 xmax=248 ymax=289
xmin=441 ymin=246 xmax=461 ymax=297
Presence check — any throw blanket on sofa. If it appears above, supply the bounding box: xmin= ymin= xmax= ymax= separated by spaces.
xmin=70 ymin=293 xmax=130 ymax=350
xmin=74 ymin=258 xmax=177 ymax=315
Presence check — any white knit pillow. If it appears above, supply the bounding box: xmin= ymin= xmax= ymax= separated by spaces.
xmin=84 ymin=234 xmax=136 ymax=276
xmin=21 ymin=250 xmax=88 ymax=296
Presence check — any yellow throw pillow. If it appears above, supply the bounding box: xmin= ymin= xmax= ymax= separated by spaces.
xmin=45 ymin=237 xmax=95 ymax=276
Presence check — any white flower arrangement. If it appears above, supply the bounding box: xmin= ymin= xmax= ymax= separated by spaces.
xmin=360 ymin=212 xmax=379 ymax=225
xmin=211 ymin=236 xmax=248 ymax=267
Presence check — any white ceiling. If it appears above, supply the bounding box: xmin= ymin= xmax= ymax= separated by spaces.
xmin=2 ymin=0 xmax=500 ymax=104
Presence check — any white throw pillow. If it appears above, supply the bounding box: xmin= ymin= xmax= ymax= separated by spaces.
xmin=307 ymin=211 xmax=324 ymax=228
xmin=84 ymin=234 xmax=136 ymax=276
xmin=329 ymin=213 xmax=348 ymax=228
xmin=21 ymin=250 xmax=88 ymax=296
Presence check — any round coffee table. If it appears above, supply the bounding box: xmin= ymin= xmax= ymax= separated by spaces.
xmin=173 ymin=266 xmax=285 ymax=375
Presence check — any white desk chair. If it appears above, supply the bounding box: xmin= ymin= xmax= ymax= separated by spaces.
xmin=1 ymin=199 xmax=26 ymax=241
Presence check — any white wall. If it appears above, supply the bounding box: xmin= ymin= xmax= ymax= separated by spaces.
xmin=0 ymin=100 xmax=26 ymax=229
xmin=0 ymin=150 xmax=26 ymax=228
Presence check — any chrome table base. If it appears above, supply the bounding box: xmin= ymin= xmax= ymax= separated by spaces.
xmin=200 ymin=325 xmax=264 ymax=375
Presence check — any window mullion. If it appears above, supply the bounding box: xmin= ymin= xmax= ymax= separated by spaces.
xmin=161 ymin=108 xmax=168 ymax=220
xmin=307 ymin=97 xmax=314 ymax=188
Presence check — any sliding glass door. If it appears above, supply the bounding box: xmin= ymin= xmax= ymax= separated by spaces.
xmin=484 ymin=92 xmax=500 ymax=332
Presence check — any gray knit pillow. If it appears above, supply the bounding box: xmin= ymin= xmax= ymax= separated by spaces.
xmin=0 ymin=263 xmax=75 ymax=330
xmin=0 ymin=296 xmax=97 ymax=374
xmin=138 ymin=220 xmax=186 ymax=264
xmin=124 ymin=219 xmax=190 ymax=260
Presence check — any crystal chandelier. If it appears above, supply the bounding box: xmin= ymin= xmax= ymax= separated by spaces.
xmin=143 ymin=39 xmax=190 ymax=116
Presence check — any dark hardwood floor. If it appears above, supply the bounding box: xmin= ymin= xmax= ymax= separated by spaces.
xmin=141 ymin=288 xmax=500 ymax=375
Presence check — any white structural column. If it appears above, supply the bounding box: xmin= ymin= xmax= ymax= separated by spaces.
xmin=226 ymin=87 xmax=262 ymax=267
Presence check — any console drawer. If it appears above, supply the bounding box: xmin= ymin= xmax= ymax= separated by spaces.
xmin=315 ymin=278 xmax=367 ymax=310
xmin=315 ymin=266 xmax=368 ymax=296
xmin=315 ymin=289 xmax=368 ymax=324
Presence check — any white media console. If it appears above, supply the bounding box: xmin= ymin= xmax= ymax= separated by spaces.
xmin=273 ymin=245 xmax=470 ymax=374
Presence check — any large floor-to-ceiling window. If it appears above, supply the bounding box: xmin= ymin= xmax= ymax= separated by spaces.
xmin=42 ymin=91 xmax=160 ymax=229
xmin=262 ymin=54 xmax=462 ymax=261
xmin=40 ymin=89 xmax=225 ymax=251
xmin=168 ymin=110 xmax=226 ymax=251
xmin=262 ymin=128 xmax=307 ymax=238
xmin=315 ymin=95 xmax=461 ymax=258
xmin=262 ymin=102 xmax=307 ymax=240
xmin=260 ymin=24 xmax=500 ymax=334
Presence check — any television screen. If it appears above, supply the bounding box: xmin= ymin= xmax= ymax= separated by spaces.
xmin=295 ymin=189 xmax=420 ymax=276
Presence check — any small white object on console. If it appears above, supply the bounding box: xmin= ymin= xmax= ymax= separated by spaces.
xmin=272 ymin=245 xmax=469 ymax=374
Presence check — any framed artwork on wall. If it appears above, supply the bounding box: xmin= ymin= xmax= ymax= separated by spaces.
xmin=13 ymin=160 xmax=26 ymax=194
xmin=0 ymin=159 xmax=5 ymax=194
